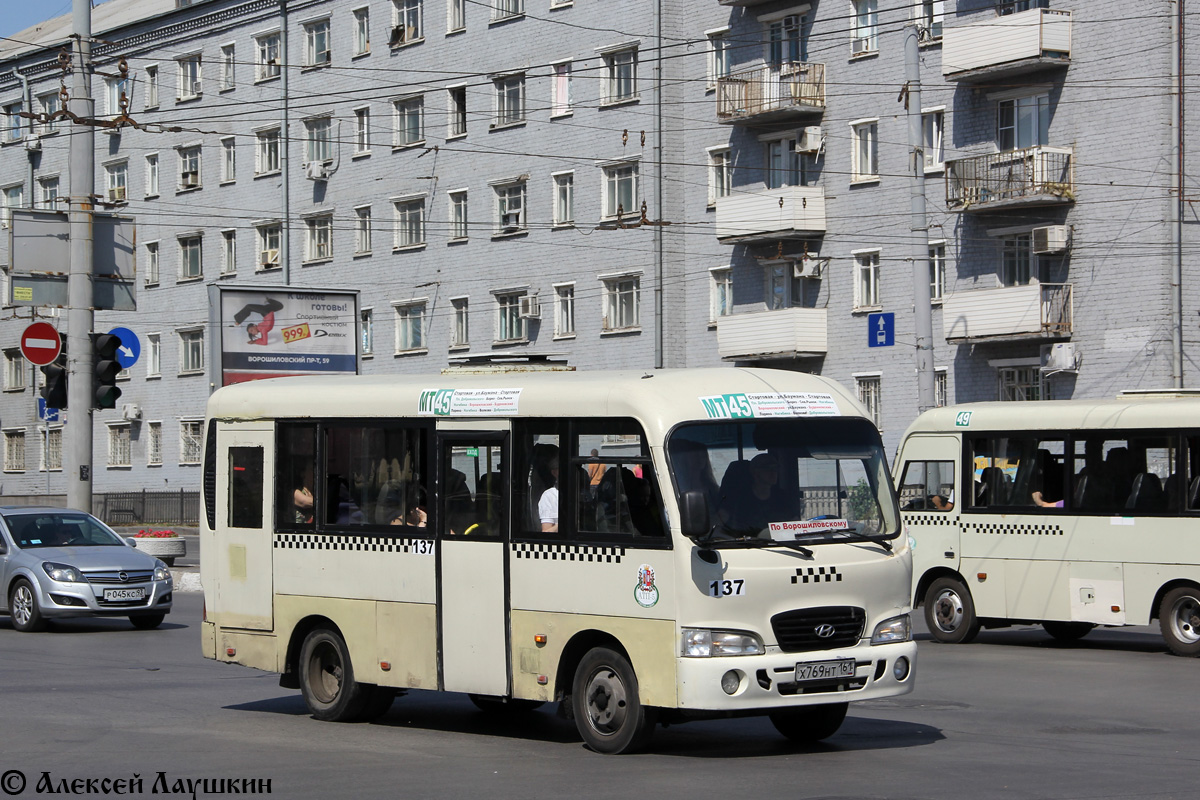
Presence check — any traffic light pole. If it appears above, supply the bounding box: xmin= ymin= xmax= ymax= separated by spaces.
xmin=66 ymin=0 xmax=95 ymax=510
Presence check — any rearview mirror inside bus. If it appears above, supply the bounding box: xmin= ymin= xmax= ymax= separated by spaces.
xmin=679 ymin=490 xmax=710 ymax=540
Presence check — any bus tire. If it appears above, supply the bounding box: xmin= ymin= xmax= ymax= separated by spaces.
xmin=299 ymin=627 xmax=370 ymax=721
xmin=1042 ymin=621 xmax=1094 ymax=642
xmin=1159 ymin=587 xmax=1200 ymax=657
xmin=469 ymin=694 xmax=545 ymax=714
xmin=356 ymin=686 xmax=397 ymax=722
xmin=572 ymin=647 xmax=657 ymax=754
xmin=769 ymin=702 xmax=848 ymax=743
xmin=924 ymin=577 xmax=981 ymax=644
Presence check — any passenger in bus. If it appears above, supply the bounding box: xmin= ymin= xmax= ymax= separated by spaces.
xmin=929 ymin=494 xmax=954 ymax=511
xmin=444 ymin=468 xmax=473 ymax=535
xmin=538 ymin=462 xmax=560 ymax=532
xmin=390 ymin=485 xmax=427 ymax=527
xmin=1031 ymin=491 xmax=1063 ymax=508
xmin=293 ymin=465 xmax=316 ymax=524
xmin=720 ymin=453 xmax=798 ymax=535
xmin=621 ymin=468 xmax=663 ymax=537
xmin=585 ymin=449 xmax=606 ymax=499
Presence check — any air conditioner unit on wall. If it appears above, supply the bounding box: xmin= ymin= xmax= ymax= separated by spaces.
xmin=261 ymin=248 xmax=280 ymax=266
xmin=793 ymin=256 xmax=822 ymax=278
xmin=795 ymin=126 xmax=823 ymax=155
xmin=121 ymin=403 xmax=142 ymax=420
xmin=1032 ymin=225 xmax=1070 ymax=255
xmin=1040 ymin=342 xmax=1080 ymax=374
xmin=518 ymin=294 xmax=540 ymax=319
xmin=23 ymin=135 xmax=41 ymax=152
xmin=305 ymin=161 xmax=329 ymax=181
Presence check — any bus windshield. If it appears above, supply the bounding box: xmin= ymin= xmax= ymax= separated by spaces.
xmin=667 ymin=418 xmax=900 ymax=545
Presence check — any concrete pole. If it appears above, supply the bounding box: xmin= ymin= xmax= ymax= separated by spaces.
xmin=1170 ymin=0 xmax=1184 ymax=387
xmin=280 ymin=0 xmax=291 ymax=286
xmin=905 ymin=24 xmax=936 ymax=412
xmin=66 ymin=0 xmax=95 ymax=510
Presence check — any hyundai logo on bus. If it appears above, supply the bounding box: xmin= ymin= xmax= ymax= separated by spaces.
xmin=815 ymin=624 xmax=837 ymax=638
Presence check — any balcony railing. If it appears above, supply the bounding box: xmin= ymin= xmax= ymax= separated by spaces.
xmin=945 ymin=146 xmax=1073 ymax=211
xmin=943 ymin=282 xmax=1072 ymax=342
xmin=942 ymin=8 xmax=1071 ymax=81
xmin=717 ymin=307 xmax=827 ymax=360
xmin=716 ymin=61 xmax=825 ymax=124
xmin=715 ymin=185 xmax=826 ymax=241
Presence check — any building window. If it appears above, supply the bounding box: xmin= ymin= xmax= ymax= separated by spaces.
xmin=5 ymin=349 xmax=25 ymax=391
xmin=553 ymin=172 xmax=574 ymax=226
xmin=393 ymin=96 xmax=424 ymax=147
xmin=449 ymin=0 xmax=466 ymax=31
xmin=256 ymin=128 xmax=281 ymax=173
xmin=854 ymin=250 xmax=881 ymax=309
xmin=361 ymin=309 xmax=374 ymax=355
xmin=551 ymin=62 xmax=572 ymax=117
xmin=179 ymin=236 xmax=203 ymax=279
xmin=42 ymin=427 xmax=62 ymax=472
xmin=495 ymin=293 xmax=525 ymax=342
xmin=38 ymin=92 xmax=61 ymax=134
xmin=555 ymin=284 xmax=575 ymax=337
xmin=257 ymin=224 xmax=281 ymax=268
xmin=765 ymin=262 xmax=804 ymax=310
xmin=710 ymin=268 xmax=732 ymax=321
xmin=935 ymin=369 xmax=948 ymax=408
xmin=306 ymin=117 xmax=333 ymax=163
xmin=1001 ymin=233 xmax=1034 ymax=286
xmin=179 ymin=330 xmax=204 ymax=374
xmin=393 ymin=198 xmax=426 ymax=248
xmin=353 ymin=107 xmax=371 ymax=153
xmin=494 ymin=74 xmax=525 ymax=126
xmin=3 ymin=101 xmax=23 ymax=142
xmin=603 ymin=162 xmax=638 ymax=219
xmin=603 ymin=49 xmax=637 ymax=104
xmin=108 ymin=424 xmax=131 ymax=468
xmin=1 ymin=184 xmax=23 ymax=229
xmin=448 ymin=87 xmax=467 ymax=137
xmin=603 ymin=275 xmax=641 ymax=331
xmin=919 ymin=0 xmax=944 ymax=39
xmin=221 ymin=230 xmax=236 ymax=274
xmin=221 ymin=137 xmax=236 ymax=182
xmin=767 ymin=15 xmax=804 ymax=66
xmin=449 ymin=191 xmax=468 ymax=239
xmin=391 ymin=0 xmax=423 ymax=44
xmin=38 ymin=177 xmax=59 ymax=210
xmin=452 ymin=298 xmax=470 ymax=347
xmin=147 ymin=334 xmax=161 ymax=377
xmin=764 ymin=137 xmax=808 ymax=190
xmin=305 ymin=18 xmax=332 ymax=67
xmin=148 ymin=422 xmax=162 ymax=465
xmin=494 ymin=182 xmax=525 ymax=233
xmin=220 ymin=44 xmax=235 ymax=90
xmin=3 ymin=430 xmax=25 ymax=472
xmin=923 ymin=109 xmax=944 ymax=170
xmin=177 ymin=55 xmax=202 ymax=99
xmin=998 ymin=93 xmax=1050 ymax=151
xmin=708 ymin=147 xmax=732 ymax=203
xmin=852 ymin=0 xmax=878 ymax=55
xmin=256 ymin=33 xmax=281 ymax=81
xmin=354 ymin=8 xmax=371 ymax=55
xmin=105 ymin=162 xmax=128 ymax=202
xmin=145 ymin=154 xmax=159 ymax=196
xmin=145 ymin=242 xmax=160 ymax=285
xmin=856 ymin=375 xmax=882 ymax=428
xmin=355 ymin=206 xmax=372 ymax=254
xmin=493 ymin=0 xmax=523 ymax=21
xmin=145 ymin=65 xmax=159 ymax=107
xmin=180 ymin=420 xmax=204 ymax=464
xmin=394 ymin=303 xmax=427 ymax=351
xmin=930 ymin=242 xmax=946 ymax=302
xmin=305 ymin=215 xmax=333 ymax=261
xmin=998 ymin=366 xmax=1043 ymax=402
xmin=106 ymin=76 xmax=131 ymax=117
xmin=178 ymin=146 xmax=201 ymax=190
xmin=851 ymin=121 xmax=878 ymax=181
xmin=707 ymin=29 xmax=730 ymax=85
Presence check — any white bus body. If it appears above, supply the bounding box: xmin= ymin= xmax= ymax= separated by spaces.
xmin=896 ymin=393 xmax=1200 ymax=656
xmin=201 ymin=368 xmax=916 ymax=752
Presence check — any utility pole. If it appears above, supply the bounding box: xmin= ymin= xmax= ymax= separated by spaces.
xmin=66 ymin=0 xmax=95 ymax=510
xmin=905 ymin=24 xmax=936 ymax=413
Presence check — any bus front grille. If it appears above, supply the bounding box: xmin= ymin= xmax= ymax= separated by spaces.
xmin=771 ymin=606 xmax=865 ymax=652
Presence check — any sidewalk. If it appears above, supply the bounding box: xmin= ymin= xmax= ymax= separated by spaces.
xmin=113 ymin=527 xmax=203 ymax=593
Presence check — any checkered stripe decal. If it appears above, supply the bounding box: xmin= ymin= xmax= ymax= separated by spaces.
xmin=962 ymin=521 xmax=1064 ymax=537
xmin=792 ymin=566 xmax=842 ymax=584
xmin=904 ymin=513 xmax=955 ymax=526
xmin=274 ymin=533 xmax=426 ymax=553
xmin=512 ymin=542 xmax=625 ymax=563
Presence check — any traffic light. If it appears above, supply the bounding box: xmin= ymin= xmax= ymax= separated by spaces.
xmin=39 ymin=354 xmax=67 ymax=410
xmin=92 ymin=333 xmax=123 ymax=409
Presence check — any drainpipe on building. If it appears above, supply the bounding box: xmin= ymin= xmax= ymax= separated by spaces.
xmin=281 ymin=0 xmax=291 ymax=286
xmin=1170 ymin=0 xmax=1185 ymax=387
xmin=18 ymin=68 xmax=34 ymax=212
xmin=905 ymin=25 xmax=936 ymax=412
xmin=653 ymin=0 xmax=664 ymax=370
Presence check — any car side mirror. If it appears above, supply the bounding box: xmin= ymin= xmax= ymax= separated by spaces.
xmin=679 ymin=490 xmax=710 ymax=540
xmin=125 ymin=537 xmax=138 ymax=548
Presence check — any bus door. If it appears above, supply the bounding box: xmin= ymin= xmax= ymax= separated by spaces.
xmin=215 ymin=424 xmax=274 ymax=630
xmin=436 ymin=425 xmax=510 ymax=696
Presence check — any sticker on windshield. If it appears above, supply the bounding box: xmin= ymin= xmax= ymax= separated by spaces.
xmin=634 ymin=564 xmax=660 ymax=608
xmin=418 ymin=387 xmax=522 ymax=416
xmin=699 ymin=392 xmax=840 ymax=420
xmin=769 ymin=519 xmax=851 ymax=537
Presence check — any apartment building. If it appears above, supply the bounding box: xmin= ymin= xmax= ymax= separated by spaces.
xmin=0 ymin=0 xmax=1195 ymax=497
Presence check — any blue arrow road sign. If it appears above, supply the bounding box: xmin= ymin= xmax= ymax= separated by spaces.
xmin=38 ymin=397 xmax=60 ymax=422
xmin=868 ymin=312 xmax=895 ymax=348
xmin=108 ymin=326 xmax=141 ymax=369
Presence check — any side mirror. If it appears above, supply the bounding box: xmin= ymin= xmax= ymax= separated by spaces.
xmin=679 ymin=490 xmax=710 ymax=540
xmin=125 ymin=537 xmax=138 ymax=548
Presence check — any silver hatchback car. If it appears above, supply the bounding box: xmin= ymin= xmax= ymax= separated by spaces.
xmin=0 ymin=507 xmax=173 ymax=632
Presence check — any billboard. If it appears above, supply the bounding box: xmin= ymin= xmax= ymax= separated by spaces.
xmin=214 ymin=286 xmax=359 ymax=386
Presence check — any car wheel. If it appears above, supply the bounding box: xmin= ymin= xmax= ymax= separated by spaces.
xmin=298 ymin=627 xmax=369 ymax=721
xmin=571 ymin=647 xmax=657 ymax=754
xmin=924 ymin=576 xmax=981 ymax=644
xmin=769 ymin=702 xmax=849 ymax=743
xmin=9 ymin=578 xmax=47 ymax=633
xmin=1159 ymin=586 xmax=1200 ymax=657
xmin=469 ymin=694 xmax=545 ymax=714
xmin=1042 ymin=621 xmax=1095 ymax=642
xmin=129 ymin=613 xmax=166 ymax=630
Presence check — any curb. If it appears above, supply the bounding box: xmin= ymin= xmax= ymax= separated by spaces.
xmin=171 ymin=570 xmax=203 ymax=593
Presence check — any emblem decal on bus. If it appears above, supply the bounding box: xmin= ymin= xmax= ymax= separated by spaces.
xmin=418 ymin=387 xmax=522 ymax=416
xmin=634 ymin=564 xmax=659 ymax=608
xmin=954 ymin=411 xmax=973 ymax=427
xmin=699 ymin=392 xmax=840 ymax=420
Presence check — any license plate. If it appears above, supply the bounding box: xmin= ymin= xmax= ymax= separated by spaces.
xmin=794 ymin=658 xmax=856 ymax=683
xmin=103 ymin=588 xmax=145 ymax=602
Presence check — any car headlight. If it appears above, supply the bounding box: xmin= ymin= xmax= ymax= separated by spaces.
xmin=42 ymin=562 xmax=84 ymax=583
xmin=681 ymin=628 xmax=764 ymax=657
xmin=153 ymin=560 xmax=172 ymax=582
xmin=871 ymin=614 xmax=912 ymax=645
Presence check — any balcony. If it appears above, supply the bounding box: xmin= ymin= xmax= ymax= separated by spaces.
xmin=715 ymin=186 xmax=826 ymax=242
xmin=942 ymin=8 xmax=1071 ymax=82
xmin=716 ymin=61 xmax=825 ymax=125
xmin=717 ymin=0 xmax=775 ymax=5
xmin=717 ymin=308 xmax=827 ymax=360
xmin=945 ymin=146 xmax=1073 ymax=212
xmin=943 ymin=283 xmax=1073 ymax=342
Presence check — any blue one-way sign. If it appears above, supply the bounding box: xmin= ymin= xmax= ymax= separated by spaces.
xmin=868 ymin=312 xmax=895 ymax=348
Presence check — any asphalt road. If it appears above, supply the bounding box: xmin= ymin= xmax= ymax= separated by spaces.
xmin=0 ymin=593 xmax=1196 ymax=800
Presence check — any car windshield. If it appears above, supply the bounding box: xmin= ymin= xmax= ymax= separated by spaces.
xmin=667 ymin=417 xmax=900 ymax=545
xmin=4 ymin=513 xmax=125 ymax=549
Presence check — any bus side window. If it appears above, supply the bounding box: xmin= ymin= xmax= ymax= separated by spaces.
xmin=325 ymin=422 xmax=429 ymax=529
xmin=229 ymin=447 xmax=264 ymax=529
xmin=513 ymin=423 xmax=564 ymax=537
xmin=899 ymin=461 xmax=955 ymax=511
xmin=575 ymin=422 xmax=664 ymax=539
xmin=278 ymin=424 xmax=317 ymax=528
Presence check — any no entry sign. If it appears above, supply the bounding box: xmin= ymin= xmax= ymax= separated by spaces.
xmin=20 ymin=321 xmax=62 ymax=366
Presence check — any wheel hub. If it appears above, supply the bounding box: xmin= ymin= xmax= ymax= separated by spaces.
xmin=934 ymin=589 xmax=963 ymax=632
xmin=1170 ymin=596 xmax=1200 ymax=645
xmin=12 ymin=586 xmax=32 ymax=626
xmin=584 ymin=667 xmax=628 ymax=735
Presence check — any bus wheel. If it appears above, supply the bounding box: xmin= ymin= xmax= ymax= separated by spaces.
xmin=1042 ymin=621 xmax=1094 ymax=642
xmin=769 ymin=702 xmax=848 ymax=743
xmin=1159 ymin=587 xmax=1200 ymax=657
xmin=572 ymin=647 xmax=657 ymax=754
xmin=924 ymin=577 xmax=981 ymax=644
xmin=356 ymin=686 xmax=397 ymax=722
xmin=299 ymin=627 xmax=369 ymax=721
xmin=469 ymin=694 xmax=545 ymax=714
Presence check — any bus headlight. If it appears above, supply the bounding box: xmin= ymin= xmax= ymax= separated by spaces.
xmin=871 ymin=614 xmax=911 ymax=645
xmin=681 ymin=628 xmax=764 ymax=657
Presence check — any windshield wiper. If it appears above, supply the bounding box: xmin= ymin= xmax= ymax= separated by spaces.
xmin=706 ymin=538 xmax=814 ymax=557
xmin=793 ymin=528 xmax=894 ymax=551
